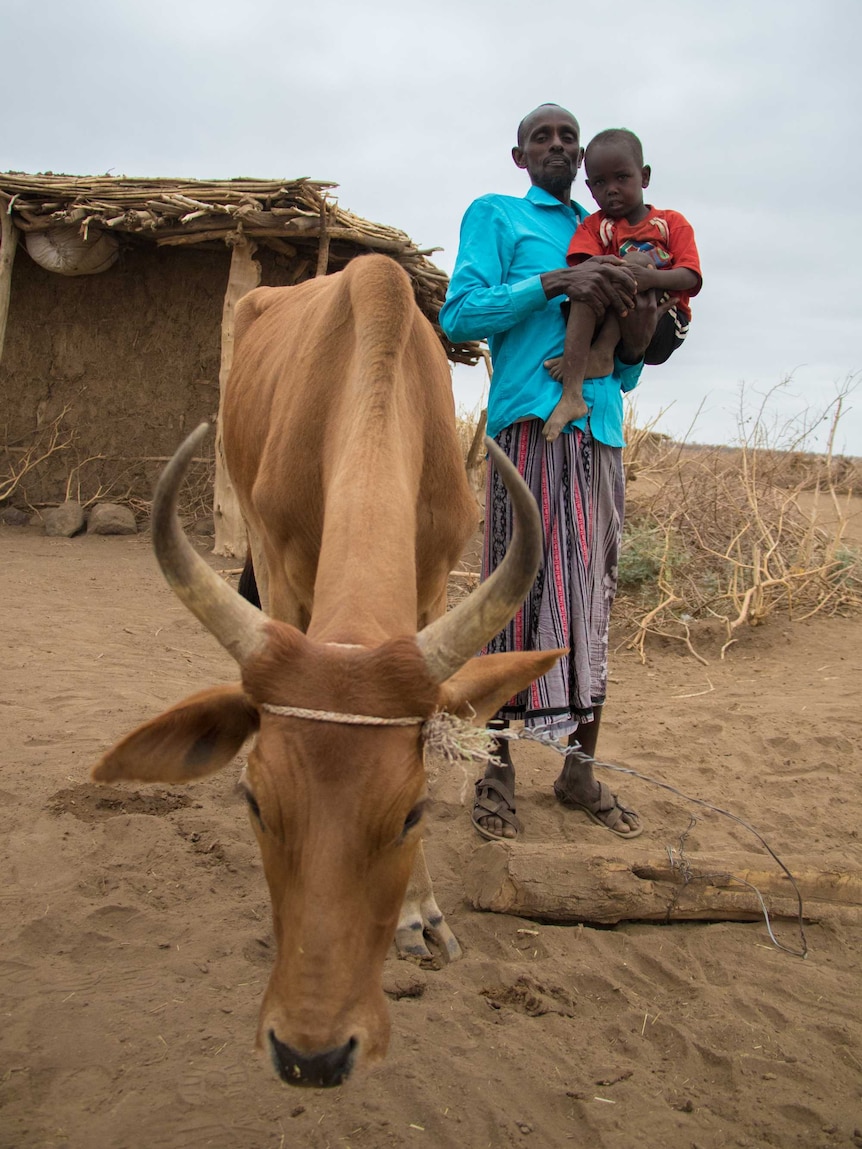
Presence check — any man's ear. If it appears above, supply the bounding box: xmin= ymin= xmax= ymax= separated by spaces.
xmin=642 ymin=164 xmax=651 ymax=189
xmin=92 ymin=684 xmax=260 ymax=784
xmin=437 ymin=650 xmax=567 ymax=726
xmin=577 ymin=147 xmax=585 ymax=171
xmin=512 ymin=145 xmax=527 ymax=169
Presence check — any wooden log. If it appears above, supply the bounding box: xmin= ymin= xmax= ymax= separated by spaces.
xmin=0 ymin=193 xmax=20 ymax=366
xmin=465 ymin=841 xmax=862 ymax=925
xmin=261 ymin=237 xmax=298 ymax=259
xmin=213 ymin=238 xmax=261 ymax=557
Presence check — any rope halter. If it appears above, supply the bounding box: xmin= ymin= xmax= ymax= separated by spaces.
xmin=259 ymin=702 xmax=502 ymax=764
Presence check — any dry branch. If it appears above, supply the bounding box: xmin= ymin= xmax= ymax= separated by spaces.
xmin=0 ymin=407 xmax=74 ymax=503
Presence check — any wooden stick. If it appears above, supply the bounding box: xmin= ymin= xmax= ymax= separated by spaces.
xmin=0 ymin=193 xmax=19 ymax=366
xmin=261 ymin=237 xmax=298 ymax=259
xmin=315 ymin=199 xmax=330 ymax=277
xmin=213 ymin=237 xmax=260 ymax=558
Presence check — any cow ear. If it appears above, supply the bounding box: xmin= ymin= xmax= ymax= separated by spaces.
xmin=437 ymin=650 xmax=567 ymax=726
xmin=92 ymin=685 xmax=260 ymax=784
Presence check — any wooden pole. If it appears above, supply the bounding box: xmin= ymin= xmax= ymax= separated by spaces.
xmin=213 ymin=237 xmax=261 ymax=557
xmin=0 ymin=193 xmax=20 ymax=367
xmin=465 ymin=841 xmax=861 ymax=926
xmin=315 ymin=199 xmax=331 ymax=277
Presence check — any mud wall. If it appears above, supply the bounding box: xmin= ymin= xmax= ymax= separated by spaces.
xmin=0 ymin=239 xmax=288 ymax=506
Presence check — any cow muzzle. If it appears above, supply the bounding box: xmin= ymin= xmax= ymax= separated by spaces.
xmin=267 ymin=1030 xmax=358 ymax=1088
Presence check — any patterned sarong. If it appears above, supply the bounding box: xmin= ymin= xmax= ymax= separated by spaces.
xmin=482 ymin=419 xmax=625 ymax=739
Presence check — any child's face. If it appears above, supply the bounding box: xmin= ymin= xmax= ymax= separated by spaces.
xmin=585 ymin=143 xmax=650 ymax=221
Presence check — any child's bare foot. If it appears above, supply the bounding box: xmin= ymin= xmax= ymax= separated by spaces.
xmin=543 ymin=392 xmax=588 ymax=442
xmin=544 ymin=356 xmax=564 ymax=382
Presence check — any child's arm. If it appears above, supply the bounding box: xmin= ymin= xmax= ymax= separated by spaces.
xmin=635 ymin=211 xmax=702 ymax=296
xmin=629 ymin=265 xmax=700 ymax=294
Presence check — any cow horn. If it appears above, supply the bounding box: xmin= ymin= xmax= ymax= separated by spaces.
xmin=416 ymin=437 xmax=542 ymax=683
xmin=151 ymin=423 xmax=268 ymax=666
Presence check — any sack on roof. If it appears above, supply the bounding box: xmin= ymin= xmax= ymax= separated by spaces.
xmin=25 ymin=226 xmax=119 ymax=276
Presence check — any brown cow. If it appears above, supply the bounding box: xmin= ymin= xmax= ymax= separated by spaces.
xmin=93 ymin=255 xmax=563 ymax=1087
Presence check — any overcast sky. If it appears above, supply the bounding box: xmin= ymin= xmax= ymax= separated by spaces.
xmin=4 ymin=0 xmax=859 ymax=453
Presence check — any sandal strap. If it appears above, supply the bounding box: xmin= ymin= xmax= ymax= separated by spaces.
xmin=473 ymin=777 xmax=521 ymax=831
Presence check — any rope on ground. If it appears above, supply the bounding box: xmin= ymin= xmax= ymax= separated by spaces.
xmin=496 ymin=727 xmax=809 ymax=958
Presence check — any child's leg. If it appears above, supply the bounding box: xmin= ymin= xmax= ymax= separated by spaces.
xmin=546 ymin=312 xmax=620 ymax=382
xmin=543 ymin=300 xmax=595 ymax=442
xmin=585 ymin=312 xmax=621 ymax=377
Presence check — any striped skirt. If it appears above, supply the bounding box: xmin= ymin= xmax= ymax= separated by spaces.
xmin=483 ymin=419 xmax=625 ymax=738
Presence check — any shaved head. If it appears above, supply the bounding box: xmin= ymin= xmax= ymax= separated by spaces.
xmin=517 ymin=104 xmax=579 ymax=148
xmin=586 ymin=128 xmax=645 ymax=167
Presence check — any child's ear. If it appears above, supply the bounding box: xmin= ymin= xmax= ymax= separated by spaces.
xmin=642 ymin=164 xmax=652 ymax=189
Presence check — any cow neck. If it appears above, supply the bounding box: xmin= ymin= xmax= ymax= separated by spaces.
xmin=309 ymin=444 xmax=421 ymax=644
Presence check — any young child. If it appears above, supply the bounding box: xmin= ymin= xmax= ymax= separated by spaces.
xmin=543 ymin=128 xmax=702 ymax=442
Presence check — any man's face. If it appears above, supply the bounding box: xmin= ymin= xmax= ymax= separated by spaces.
xmin=585 ymin=142 xmax=650 ymax=222
xmin=512 ymin=108 xmax=583 ymax=199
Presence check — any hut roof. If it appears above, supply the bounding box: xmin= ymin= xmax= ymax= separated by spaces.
xmin=0 ymin=172 xmax=479 ymax=365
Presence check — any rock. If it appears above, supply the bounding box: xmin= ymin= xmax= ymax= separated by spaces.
xmin=192 ymin=517 xmax=215 ymax=537
xmin=43 ymin=501 xmax=86 ymax=537
xmin=0 ymin=506 xmax=31 ymax=526
xmin=88 ymin=502 xmax=137 ymax=536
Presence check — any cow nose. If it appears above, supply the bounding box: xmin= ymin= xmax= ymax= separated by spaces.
xmin=268 ymin=1031 xmax=358 ymax=1087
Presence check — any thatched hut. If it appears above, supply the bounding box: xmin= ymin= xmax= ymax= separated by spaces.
xmin=0 ymin=173 xmax=478 ymax=551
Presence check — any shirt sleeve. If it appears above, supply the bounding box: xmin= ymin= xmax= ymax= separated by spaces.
xmin=666 ymin=211 xmax=703 ymax=295
xmin=438 ymin=197 xmax=549 ymax=344
xmin=566 ymin=215 xmax=604 ymax=265
xmin=615 ymin=354 xmax=644 ymax=394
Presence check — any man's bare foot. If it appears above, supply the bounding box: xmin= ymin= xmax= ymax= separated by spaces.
xmin=543 ymin=392 xmax=588 ymax=442
xmin=544 ymin=356 xmax=564 ymax=382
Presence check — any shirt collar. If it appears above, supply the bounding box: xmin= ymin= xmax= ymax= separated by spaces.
xmin=525 ymin=184 xmax=587 ymax=220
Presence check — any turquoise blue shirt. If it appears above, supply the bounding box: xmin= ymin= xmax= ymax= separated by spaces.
xmin=439 ymin=186 xmax=643 ymax=444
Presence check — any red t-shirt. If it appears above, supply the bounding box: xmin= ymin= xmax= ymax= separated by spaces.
xmin=567 ymin=206 xmax=702 ymax=320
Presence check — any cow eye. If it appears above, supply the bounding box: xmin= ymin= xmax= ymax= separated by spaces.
xmin=401 ymin=801 xmax=426 ymax=837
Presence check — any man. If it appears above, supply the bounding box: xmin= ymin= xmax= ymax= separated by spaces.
xmin=440 ymin=103 xmax=661 ymax=840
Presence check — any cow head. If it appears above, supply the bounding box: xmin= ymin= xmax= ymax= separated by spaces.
xmin=92 ymin=425 xmax=562 ymax=1086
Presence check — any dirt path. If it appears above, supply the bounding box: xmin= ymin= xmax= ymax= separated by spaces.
xmin=1 ymin=527 xmax=860 ymax=1149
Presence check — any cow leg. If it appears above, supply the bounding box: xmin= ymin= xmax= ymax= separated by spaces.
xmin=254 ymin=535 xmax=310 ymax=630
xmin=395 ymin=841 xmax=462 ymax=963
xmin=247 ymin=532 xmax=272 ymax=615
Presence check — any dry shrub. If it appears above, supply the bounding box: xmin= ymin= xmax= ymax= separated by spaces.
xmin=126 ymin=453 xmax=215 ymax=530
xmin=618 ymin=379 xmax=861 ymax=662
xmin=1 ymin=406 xmax=76 ymax=505
xmin=455 ymin=349 xmax=492 ymax=501
xmin=1 ymin=407 xmax=214 ymax=527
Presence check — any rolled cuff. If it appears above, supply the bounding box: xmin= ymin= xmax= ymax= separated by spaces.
xmin=509 ymin=274 xmax=550 ymax=314
xmin=614 ymin=354 xmax=644 ymax=394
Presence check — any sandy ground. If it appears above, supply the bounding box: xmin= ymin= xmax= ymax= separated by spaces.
xmin=1 ymin=524 xmax=861 ymax=1149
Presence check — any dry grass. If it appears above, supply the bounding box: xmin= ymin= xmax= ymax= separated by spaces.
xmin=618 ymin=381 xmax=861 ymax=661
xmin=454 ymin=377 xmax=861 ymax=663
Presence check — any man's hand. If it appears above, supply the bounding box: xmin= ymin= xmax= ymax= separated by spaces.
xmin=616 ymin=291 xmax=675 ymax=364
xmin=541 ymin=256 xmax=637 ymax=319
